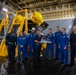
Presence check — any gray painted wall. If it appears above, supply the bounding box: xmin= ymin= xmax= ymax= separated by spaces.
xmin=42 ymin=18 xmax=76 ymax=35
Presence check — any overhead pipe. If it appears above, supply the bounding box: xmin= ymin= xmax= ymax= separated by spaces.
xmin=9 ymin=0 xmax=23 ymax=10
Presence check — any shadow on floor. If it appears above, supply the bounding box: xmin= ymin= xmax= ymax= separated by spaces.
xmin=0 ymin=58 xmax=76 ymax=75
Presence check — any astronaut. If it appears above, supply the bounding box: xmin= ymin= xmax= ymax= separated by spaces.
xmin=46 ymin=28 xmax=55 ymax=59
xmin=24 ymin=31 xmax=29 ymax=59
xmin=17 ymin=31 xmax=26 ymax=63
xmin=55 ymin=26 xmax=62 ymax=60
xmin=59 ymin=27 xmax=69 ymax=65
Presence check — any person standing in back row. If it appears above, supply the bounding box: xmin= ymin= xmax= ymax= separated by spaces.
xmin=17 ymin=31 xmax=26 ymax=63
xmin=59 ymin=28 xmax=69 ymax=66
xmin=34 ymin=30 xmax=42 ymax=61
xmin=28 ymin=28 xmax=36 ymax=58
xmin=55 ymin=26 xmax=62 ymax=60
xmin=6 ymin=28 xmax=17 ymax=64
xmin=46 ymin=28 xmax=55 ymax=60
xmin=70 ymin=26 xmax=76 ymax=66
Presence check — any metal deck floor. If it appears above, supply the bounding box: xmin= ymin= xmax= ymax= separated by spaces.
xmin=0 ymin=58 xmax=76 ymax=75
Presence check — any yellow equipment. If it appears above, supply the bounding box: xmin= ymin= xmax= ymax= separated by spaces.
xmin=31 ymin=12 xmax=43 ymax=26
xmin=0 ymin=9 xmax=28 ymax=56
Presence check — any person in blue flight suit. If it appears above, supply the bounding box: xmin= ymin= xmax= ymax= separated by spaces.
xmin=46 ymin=28 xmax=55 ymax=59
xmin=34 ymin=30 xmax=42 ymax=61
xmin=24 ymin=31 xmax=29 ymax=60
xmin=17 ymin=31 xmax=27 ymax=63
xmin=6 ymin=28 xmax=17 ymax=63
xmin=55 ymin=26 xmax=62 ymax=60
xmin=59 ymin=27 xmax=69 ymax=66
xmin=28 ymin=28 xmax=36 ymax=58
xmin=70 ymin=26 xmax=76 ymax=66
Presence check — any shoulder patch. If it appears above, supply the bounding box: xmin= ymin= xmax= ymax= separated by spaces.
xmin=67 ymin=36 xmax=69 ymax=38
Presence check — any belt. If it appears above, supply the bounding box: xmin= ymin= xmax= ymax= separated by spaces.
xmin=8 ymin=42 xmax=15 ymax=44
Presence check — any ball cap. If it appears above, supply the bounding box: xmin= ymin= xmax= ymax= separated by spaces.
xmin=32 ymin=28 xmax=35 ymax=30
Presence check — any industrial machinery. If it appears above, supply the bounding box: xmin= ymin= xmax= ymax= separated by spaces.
xmin=0 ymin=9 xmax=28 ymax=56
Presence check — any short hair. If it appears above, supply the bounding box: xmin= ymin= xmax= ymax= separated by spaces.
xmin=56 ymin=26 xmax=60 ymax=27
xmin=49 ymin=28 xmax=52 ymax=30
xmin=62 ymin=27 xmax=66 ymax=30
xmin=37 ymin=29 xmax=41 ymax=32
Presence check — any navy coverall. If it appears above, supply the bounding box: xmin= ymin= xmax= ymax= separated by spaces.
xmin=70 ymin=32 xmax=76 ymax=65
xmin=28 ymin=33 xmax=36 ymax=57
xmin=55 ymin=31 xmax=62 ymax=59
xmin=59 ymin=33 xmax=69 ymax=65
xmin=17 ymin=36 xmax=26 ymax=62
xmin=34 ymin=34 xmax=42 ymax=60
xmin=46 ymin=33 xmax=55 ymax=59
xmin=6 ymin=33 xmax=17 ymax=62
xmin=24 ymin=34 xmax=29 ymax=58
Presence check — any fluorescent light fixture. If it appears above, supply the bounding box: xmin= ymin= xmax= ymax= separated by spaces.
xmin=2 ymin=8 xmax=8 ymax=12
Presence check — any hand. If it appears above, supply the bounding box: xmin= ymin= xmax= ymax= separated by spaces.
xmin=50 ymin=42 xmax=52 ymax=44
xmin=64 ymin=46 xmax=66 ymax=50
xmin=58 ymin=45 xmax=60 ymax=48
xmin=6 ymin=46 xmax=8 ymax=49
xmin=20 ymin=45 xmax=23 ymax=48
xmin=39 ymin=42 xmax=42 ymax=44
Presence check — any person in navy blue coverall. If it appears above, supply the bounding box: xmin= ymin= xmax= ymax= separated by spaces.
xmin=24 ymin=31 xmax=29 ymax=59
xmin=17 ymin=31 xmax=27 ymax=63
xmin=34 ymin=30 xmax=42 ymax=61
xmin=28 ymin=28 xmax=36 ymax=58
xmin=59 ymin=28 xmax=69 ymax=65
xmin=46 ymin=28 xmax=55 ymax=59
xmin=70 ymin=26 xmax=76 ymax=66
xmin=55 ymin=26 xmax=62 ymax=60
xmin=6 ymin=28 xmax=17 ymax=63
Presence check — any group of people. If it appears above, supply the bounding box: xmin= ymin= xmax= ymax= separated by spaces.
xmin=6 ymin=25 xmax=76 ymax=67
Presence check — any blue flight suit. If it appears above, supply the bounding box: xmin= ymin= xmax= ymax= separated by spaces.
xmin=6 ymin=33 xmax=17 ymax=62
xmin=55 ymin=31 xmax=62 ymax=59
xmin=59 ymin=33 xmax=69 ymax=65
xmin=28 ymin=33 xmax=36 ymax=57
xmin=24 ymin=34 xmax=29 ymax=58
xmin=17 ymin=36 xmax=26 ymax=62
xmin=46 ymin=33 xmax=55 ymax=59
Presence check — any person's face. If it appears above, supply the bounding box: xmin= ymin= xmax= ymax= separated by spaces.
xmin=24 ymin=31 xmax=26 ymax=34
xmin=49 ymin=29 xmax=52 ymax=33
xmin=20 ymin=32 xmax=23 ymax=36
xmin=11 ymin=28 xmax=14 ymax=33
xmin=73 ymin=26 xmax=76 ymax=32
xmin=56 ymin=27 xmax=60 ymax=31
xmin=37 ymin=30 xmax=40 ymax=35
xmin=31 ymin=30 xmax=34 ymax=33
xmin=62 ymin=29 xmax=66 ymax=33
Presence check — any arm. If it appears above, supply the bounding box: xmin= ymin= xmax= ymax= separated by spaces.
xmin=34 ymin=35 xmax=41 ymax=44
xmin=17 ymin=37 xmax=21 ymax=46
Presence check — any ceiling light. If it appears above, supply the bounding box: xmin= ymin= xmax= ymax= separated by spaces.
xmin=2 ymin=8 xmax=8 ymax=12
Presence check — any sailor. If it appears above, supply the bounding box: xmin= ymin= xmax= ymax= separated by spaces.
xmin=6 ymin=28 xmax=17 ymax=63
xmin=70 ymin=26 xmax=76 ymax=66
xmin=28 ymin=28 xmax=36 ymax=58
xmin=34 ymin=30 xmax=42 ymax=61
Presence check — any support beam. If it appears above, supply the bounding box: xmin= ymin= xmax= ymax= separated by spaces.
xmin=18 ymin=0 xmax=34 ymax=4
